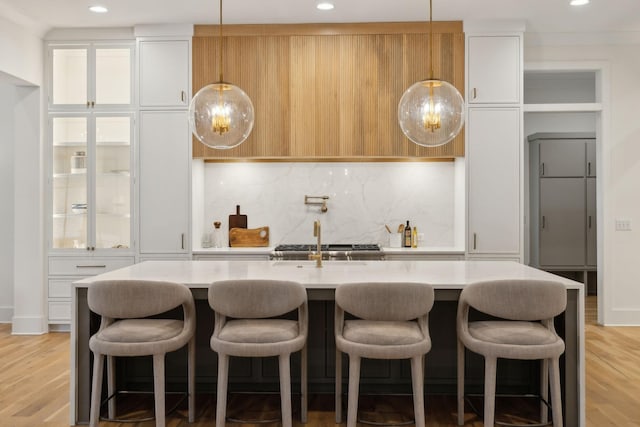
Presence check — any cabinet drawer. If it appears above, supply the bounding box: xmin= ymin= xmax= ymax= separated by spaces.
xmin=49 ymin=257 xmax=134 ymax=276
xmin=48 ymin=279 xmax=74 ymax=298
xmin=48 ymin=301 xmax=71 ymax=322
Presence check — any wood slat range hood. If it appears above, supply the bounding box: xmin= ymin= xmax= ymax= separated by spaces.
xmin=192 ymin=22 xmax=465 ymax=161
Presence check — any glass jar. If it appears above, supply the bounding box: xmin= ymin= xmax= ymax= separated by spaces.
xmin=70 ymin=151 xmax=86 ymax=174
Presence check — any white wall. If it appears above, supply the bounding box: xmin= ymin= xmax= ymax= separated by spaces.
xmin=199 ymin=162 xmax=464 ymax=249
xmin=0 ymin=82 xmax=15 ymax=322
xmin=0 ymin=13 xmax=45 ymax=333
xmin=0 ymin=14 xmax=43 ymax=86
xmin=526 ymin=40 xmax=640 ymax=325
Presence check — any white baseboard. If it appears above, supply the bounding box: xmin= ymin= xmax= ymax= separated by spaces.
xmin=11 ymin=315 xmax=47 ymax=335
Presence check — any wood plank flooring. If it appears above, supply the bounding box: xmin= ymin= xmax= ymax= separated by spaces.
xmin=1 ymin=296 xmax=638 ymax=426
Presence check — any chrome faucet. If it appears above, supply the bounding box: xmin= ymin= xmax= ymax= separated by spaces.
xmin=308 ymin=220 xmax=323 ymax=268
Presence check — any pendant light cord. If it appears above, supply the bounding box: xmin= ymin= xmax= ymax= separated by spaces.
xmin=219 ymin=0 xmax=223 ymax=82
xmin=429 ymin=0 xmax=433 ymax=80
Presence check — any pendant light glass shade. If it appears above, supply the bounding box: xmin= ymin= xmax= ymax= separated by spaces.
xmin=189 ymin=0 xmax=254 ymax=150
xmin=189 ymin=82 xmax=254 ymax=149
xmin=397 ymin=0 xmax=465 ymax=148
xmin=398 ymin=79 xmax=464 ymax=147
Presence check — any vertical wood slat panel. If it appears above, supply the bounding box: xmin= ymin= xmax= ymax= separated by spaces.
xmin=192 ymin=23 xmax=464 ymax=160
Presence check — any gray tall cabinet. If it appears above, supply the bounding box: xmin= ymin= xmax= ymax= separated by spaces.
xmin=529 ymin=133 xmax=596 ymax=282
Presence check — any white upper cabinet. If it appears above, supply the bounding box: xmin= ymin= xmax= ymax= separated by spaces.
xmin=138 ymin=39 xmax=191 ymax=108
xmin=467 ymin=35 xmax=520 ymax=104
xmin=49 ymin=43 xmax=134 ymax=110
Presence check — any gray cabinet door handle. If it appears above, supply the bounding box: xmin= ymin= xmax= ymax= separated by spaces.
xmin=542 ymin=216 xmax=546 ymax=229
xmin=76 ymin=265 xmax=106 ymax=268
xmin=473 ymin=233 xmax=477 ymax=250
xmin=181 ymin=91 xmax=186 ymax=102
xmin=588 ymin=215 xmax=592 ymax=229
xmin=588 ymin=162 xmax=591 ymax=176
xmin=181 ymin=233 xmax=185 ymax=250
xmin=541 ymin=163 xmax=545 ymax=176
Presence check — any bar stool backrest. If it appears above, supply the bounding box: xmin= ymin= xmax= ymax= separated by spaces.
xmin=460 ymin=279 xmax=567 ymax=321
xmin=336 ymin=282 xmax=434 ymax=321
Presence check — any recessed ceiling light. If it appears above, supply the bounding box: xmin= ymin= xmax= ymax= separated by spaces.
xmin=570 ymin=0 xmax=589 ymax=6
xmin=89 ymin=5 xmax=108 ymax=13
xmin=316 ymin=2 xmax=335 ymax=11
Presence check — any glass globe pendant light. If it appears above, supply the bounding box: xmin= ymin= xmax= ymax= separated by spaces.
xmin=398 ymin=0 xmax=464 ymax=147
xmin=189 ymin=0 xmax=254 ymax=149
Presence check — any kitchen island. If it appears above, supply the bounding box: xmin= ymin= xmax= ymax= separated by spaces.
xmin=71 ymin=260 xmax=584 ymax=426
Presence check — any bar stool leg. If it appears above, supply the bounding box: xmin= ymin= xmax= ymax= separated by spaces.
xmin=347 ymin=355 xmax=361 ymax=427
xmin=216 ymin=354 xmax=229 ymax=427
xmin=457 ymin=339 xmax=465 ymax=426
xmin=301 ymin=344 xmax=308 ymax=423
xmin=107 ymin=355 xmax=116 ymax=419
xmin=188 ymin=336 xmax=196 ymax=423
xmin=541 ymin=359 xmax=549 ymax=423
xmin=153 ymin=354 xmax=166 ymax=427
xmin=90 ymin=353 xmax=104 ymax=427
xmin=484 ymin=356 xmax=497 ymax=427
xmin=550 ymin=357 xmax=563 ymax=427
xmin=279 ymin=353 xmax=293 ymax=427
xmin=335 ymin=349 xmax=342 ymax=423
xmin=411 ymin=355 xmax=426 ymax=427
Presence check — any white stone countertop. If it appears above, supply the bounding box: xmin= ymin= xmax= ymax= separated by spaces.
xmin=75 ymin=259 xmax=582 ymax=290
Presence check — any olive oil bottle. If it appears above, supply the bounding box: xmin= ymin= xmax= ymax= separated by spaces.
xmin=404 ymin=221 xmax=412 ymax=247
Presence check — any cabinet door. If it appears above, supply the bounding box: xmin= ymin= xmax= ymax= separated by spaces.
xmin=586 ymin=177 xmax=597 ymax=266
xmin=467 ymin=108 xmax=520 ymax=255
xmin=586 ymin=142 xmax=596 ymax=177
xmin=139 ymin=40 xmax=190 ymax=107
xmin=139 ymin=111 xmax=190 ymax=253
xmin=49 ymin=45 xmax=133 ymax=109
xmin=539 ymin=141 xmax=585 ymax=177
xmin=539 ymin=178 xmax=585 ymax=267
xmin=467 ymin=36 xmax=520 ymax=104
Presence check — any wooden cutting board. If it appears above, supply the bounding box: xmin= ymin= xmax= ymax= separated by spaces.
xmin=229 ymin=227 xmax=269 ymax=247
xmin=228 ymin=205 xmax=247 ymax=245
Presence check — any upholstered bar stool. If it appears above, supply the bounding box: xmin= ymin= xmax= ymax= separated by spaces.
xmin=335 ymin=282 xmax=435 ymax=427
xmin=87 ymin=280 xmax=196 ymax=427
xmin=208 ymin=279 xmax=308 ymax=427
xmin=456 ymin=279 xmax=567 ymax=427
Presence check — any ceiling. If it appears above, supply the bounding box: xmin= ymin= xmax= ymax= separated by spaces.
xmin=2 ymin=0 xmax=640 ymax=36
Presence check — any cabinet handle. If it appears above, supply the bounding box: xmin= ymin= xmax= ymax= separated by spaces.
xmin=541 ymin=163 xmax=545 ymax=176
xmin=86 ymin=101 xmax=90 ymax=108
xmin=91 ymin=101 xmax=95 ymax=108
xmin=542 ymin=215 xmax=546 ymax=229
xmin=588 ymin=215 xmax=592 ymax=229
xmin=588 ymin=162 xmax=591 ymax=176
xmin=181 ymin=91 xmax=186 ymax=103
xmin=181 ymin=233 xmax=185 ymax=250
xmin=472 ymin=88 xmax=477 ymax=99
xmin=76 ymin=265 xmax=106 ymax=268
xmin=473 ymin=233 xmax=477 ymax=250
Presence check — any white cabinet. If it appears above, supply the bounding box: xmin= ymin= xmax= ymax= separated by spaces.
xmin=48 ymin=43 xmax=133 ymax=110
xmin=49 ymin=113 xmax=134 ymax=252
xmin=467 ymin=35 xmax=520 ymax=104
xmin=138 ymin=111 xmax=191 ymax=254
xmin=467 ymin=108 xmax=521 ymax=256
xmin=138 ymin=39 xmax=191 ymax=108
xmin=47 ymin=39 xmax=135 ymax=326
xmin=47 ymin=257 xmax=134 ymax=324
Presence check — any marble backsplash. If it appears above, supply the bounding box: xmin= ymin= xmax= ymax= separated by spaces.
xmin=193 ymin=160 xmax=465 ymax=248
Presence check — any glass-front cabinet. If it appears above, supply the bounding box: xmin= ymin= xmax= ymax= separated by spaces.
xmin=50 ymin=114 xmax=133 ymax=251
xmin=48 ymin=43 xmax=133 ymax=109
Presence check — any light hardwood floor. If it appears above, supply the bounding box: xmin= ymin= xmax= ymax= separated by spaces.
xmin=1 ymin=297 xmax=638 ymax=426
